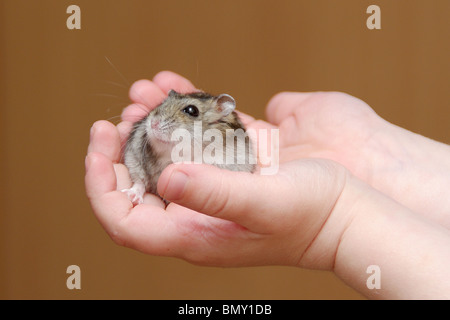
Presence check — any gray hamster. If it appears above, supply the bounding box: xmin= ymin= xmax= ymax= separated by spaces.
xmin=122 ymin=90 xmax=256 ymax=205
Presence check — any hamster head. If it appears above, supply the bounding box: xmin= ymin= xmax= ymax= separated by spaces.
xmin=143 ymin=90 xmax=240 ymax=145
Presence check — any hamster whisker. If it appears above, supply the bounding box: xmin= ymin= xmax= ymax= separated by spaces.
xmin=105 ymin=115 xmax=123 ymax=124
xmin=104 ymin=56 xmax=153 ymax=112
xmin=91 ymin=93 xmax=125 ymax=99
xmin=155 ymin=119 xmax=173 ymax=129
xmin=133 ymin=104 xmax=152 ymax=114
xmin=140 ymin=136 xmax=149 ymax=166
xmin=119 ymin=143 xmax=127 ymax=162
xmin=104 ymin=80 xmax=128 ymax=89
xmin=125 ymin=115 xmax=148 ymax=123
xmin=157 ymin=122 xmax=172 ymax=131
xmin=105 ymin=56 xmax=130 ymax=86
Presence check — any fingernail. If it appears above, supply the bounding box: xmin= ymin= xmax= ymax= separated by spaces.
xmin=163 ymin=170 xmax=189 ymax=200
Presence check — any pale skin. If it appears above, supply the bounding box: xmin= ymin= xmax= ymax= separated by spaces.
xmin=85 ymin=71 xmax=450 ymax=299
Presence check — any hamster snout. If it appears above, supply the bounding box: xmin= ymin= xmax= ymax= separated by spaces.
xmin=122 ymin=90 xmax=256 ymax=206
xmin=147 ymin=117 xmax=174 ymax=143
xmin=150 ymin=119 xmax=159 ymax=130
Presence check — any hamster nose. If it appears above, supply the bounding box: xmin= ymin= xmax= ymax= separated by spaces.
xmin=151 ymin=120 xmax=160 ymax=130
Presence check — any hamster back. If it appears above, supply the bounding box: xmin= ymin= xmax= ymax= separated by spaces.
xmin=122 ymin=90 xmax=256 ymax=205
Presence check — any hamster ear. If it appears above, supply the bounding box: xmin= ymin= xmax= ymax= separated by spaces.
xmin=168 ymin=89 xmax=179 ymax=97
xmin=215 ymin=94 xmax=236 ymax=116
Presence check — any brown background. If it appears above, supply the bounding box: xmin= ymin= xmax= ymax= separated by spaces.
xmin=1 ymin=0 xmax=449 ymax=299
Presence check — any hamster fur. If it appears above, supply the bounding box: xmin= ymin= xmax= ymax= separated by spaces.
xmin=122 ymin=90 xmax=255 ymax=205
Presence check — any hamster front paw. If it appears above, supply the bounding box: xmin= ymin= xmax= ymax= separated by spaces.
xmin=121 ymin=182 xmax=145 ymax=206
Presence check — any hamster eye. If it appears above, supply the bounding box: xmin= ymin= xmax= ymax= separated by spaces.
xmin=182 ymin=105 xmax=199 ymax=117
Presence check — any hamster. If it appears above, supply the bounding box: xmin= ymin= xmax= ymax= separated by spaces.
xmin=122 ymin=90 xmax=256 ymax=205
